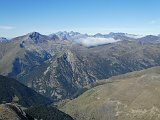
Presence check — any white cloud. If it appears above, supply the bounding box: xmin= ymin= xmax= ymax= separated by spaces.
xmin=0 ymin=26 xmax=14 ymax=30
xmin=75 ymin=37 xmax=120 ymax=46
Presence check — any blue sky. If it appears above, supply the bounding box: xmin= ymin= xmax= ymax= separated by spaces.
xmin=0 ymin=0 xmax=160 ymax=38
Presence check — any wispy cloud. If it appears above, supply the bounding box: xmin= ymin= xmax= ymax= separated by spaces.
xmin=74 ymin=37 xmax=120 ymax=46
xmin=0 ymin=26 xmax=14 ymax=30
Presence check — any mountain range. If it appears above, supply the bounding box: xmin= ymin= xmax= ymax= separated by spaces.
xmin=0 ymin=31 xmax=160 ymax=102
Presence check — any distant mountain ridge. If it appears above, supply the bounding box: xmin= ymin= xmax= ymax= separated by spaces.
xmin=53 ymin=31 xmax=143 ymax=46
xmin=2 ymin=31 xmax=159 ymax=46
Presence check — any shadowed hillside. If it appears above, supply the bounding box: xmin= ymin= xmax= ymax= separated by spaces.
xmin=0 ymin=75 xmax=52 ymax=107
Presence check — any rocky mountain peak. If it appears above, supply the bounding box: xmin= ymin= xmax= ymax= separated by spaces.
xmin=93 ymin=33 xmax=104 ymax=37
xmin=68 ymin=31 xmax=80 ymax=36
xmin=28 ymin=32 xmax=41 ymax=40
xmin=48 ymin=33 xmax=60 ymax=40
xmin=0 ymin=37 xmax=8 ymax=42
xmin=25 ymin=32 xmax=51 ymax=43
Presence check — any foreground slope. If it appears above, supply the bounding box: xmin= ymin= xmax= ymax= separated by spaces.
xmin=25 ymin=105 xmax=74 ymax=120
xmin=0 ymin=75 xmax=52 ymax=107
xmin=0 ymin=104 xmax=74 ymax=120
xmin=0 ymin=103 xmax=33 ymax=120
xmin=62 ymin=66 xmax=160 ymax=120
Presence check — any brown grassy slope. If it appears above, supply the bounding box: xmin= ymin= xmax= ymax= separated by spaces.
xmin=62 ymin=66 xmax=160 ymax=120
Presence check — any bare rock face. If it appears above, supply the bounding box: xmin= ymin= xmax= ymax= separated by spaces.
xmin=0 ymin=103 xmax=33 ymax=120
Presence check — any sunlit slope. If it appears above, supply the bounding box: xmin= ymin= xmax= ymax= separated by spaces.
xmin=62 ymin=66 xmax=160 ymax=120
